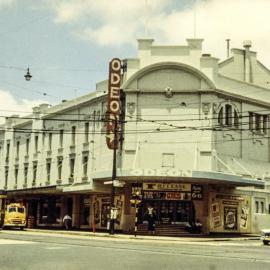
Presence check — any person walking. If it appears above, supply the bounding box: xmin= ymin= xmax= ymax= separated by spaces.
xmin=146 ymin=205 xmax=156 ymax=235
xmin=63 ymin=214 xmax=72 ymax=230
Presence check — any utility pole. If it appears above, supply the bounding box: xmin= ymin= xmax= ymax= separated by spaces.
xmin=109 ymin=118 xmax=118 ymax=235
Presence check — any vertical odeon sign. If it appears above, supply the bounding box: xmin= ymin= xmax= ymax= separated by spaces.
xmin=106 ymin=58 xmax=122 ymax=149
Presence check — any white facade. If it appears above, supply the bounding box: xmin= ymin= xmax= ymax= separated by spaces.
xmin=1 ymin=38 xmax=270 ymax=233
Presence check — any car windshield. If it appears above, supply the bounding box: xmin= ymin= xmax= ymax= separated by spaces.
xmin=8 ymin=207 xmax=17 ymax=213
xmin=17 ymin=207 xmax=25 ymax=213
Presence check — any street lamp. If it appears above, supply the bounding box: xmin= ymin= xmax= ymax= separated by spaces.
xmin=24 ymin=68 xmax=32 ymax=81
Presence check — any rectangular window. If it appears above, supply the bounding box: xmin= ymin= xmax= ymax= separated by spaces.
xmin=14 ymin=167 xmax=18 ymax=185
xmin=16 ymin=141 xmax=20 ymax=158
xmin=6 ymin=142 xmax=10 ymax=159
xmin=35 ymin=136 xmax=39 ymax=153
xmin=48 ymin=133 xmax=52 ymax=151
xmin=249 ymin=112 xmax=254 ymax=130
xmin=24 ymin=165 xmax=28 ymax=184
xmin=26 ymin=138 xmax=30 ymax=155
xmin=70 ymin=158 xmax=75 ymax=178
xmin=263 ymin=115 xmax=268 ymax=134
xmin=59 ymin=129 xmax=64 ymax=148
xmin=5 ymin=167 xmax=8 ymax=187
xmin=71 ymin=126 xmax=76 ymax=145
xmin=255 ymin=114 xmax=261 ymax=131
xmin=83 ymin=155 xmax=88 ymax=177
xmin=46 ymin=162 xmax=51 ymax=182
xmin=33 ymin=162 xmax=38 ymax=184
xmin=57 ymin=157 xmax=63 ymax=180
xmin=255 ymin=201 xmax=259 ymax=213
xmin=261 ymin=201 xmax=265 ymax=214
xmin=84 ymin=122 xmax=89 ymax=143
xmin=225 ymin=104 xmax=232 ymax=126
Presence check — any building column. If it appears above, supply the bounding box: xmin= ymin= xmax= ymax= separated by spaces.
xmin=72 ymin=194 xmax=80 ymax=228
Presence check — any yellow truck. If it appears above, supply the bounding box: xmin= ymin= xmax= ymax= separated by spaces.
xmin=3 ymin=203 xmax=26 ymax=229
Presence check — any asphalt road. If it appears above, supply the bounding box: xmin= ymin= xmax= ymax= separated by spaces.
xmin=0 ymin=231 xmax=269 ymax=270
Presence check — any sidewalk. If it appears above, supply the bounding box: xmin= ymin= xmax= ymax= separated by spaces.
xmin=0 ymin=228 xmax=260 ymax=243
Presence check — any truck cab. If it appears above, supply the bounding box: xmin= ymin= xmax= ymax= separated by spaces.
xmin=4 ymin=203 xmax=26 ymax=229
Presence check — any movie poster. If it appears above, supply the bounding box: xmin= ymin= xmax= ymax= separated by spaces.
xmin=211 ymin=202 xmax=221 ymax=228
xmin=92 ymin=197 xmax=100 ymax=225
xmin=115 ymin=199 xmax=123 ymax=225
xmin=101 ymin=203 xmax=110 ymax=227
xmin=240 ymin=205 xmax=249 ymax=229
xmin=224 ymin=207 xmax=238 ymax=230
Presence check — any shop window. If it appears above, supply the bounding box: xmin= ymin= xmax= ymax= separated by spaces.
xmin=268 ymin=204 xmax=270 ymax=214
xmin=249 ymin=112 xmax=254 ymax=130
xmin=39 ymin=198 xmax=61 ymax=224
xmin=255 ymin=114 xmax=261 ymax=131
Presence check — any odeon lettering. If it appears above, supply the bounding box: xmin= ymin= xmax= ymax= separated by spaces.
xmin=131 ymin=168 xmax=192 ymax=177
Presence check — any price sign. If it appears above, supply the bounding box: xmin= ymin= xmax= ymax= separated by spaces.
xmin=191 ymin=185 xmax=203 ymax=200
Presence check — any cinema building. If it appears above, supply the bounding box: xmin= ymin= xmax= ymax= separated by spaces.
xmin=1 ymin=38 xmax=270 ymax=235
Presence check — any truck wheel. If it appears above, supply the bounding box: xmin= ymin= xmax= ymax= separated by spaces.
xmin=263 ymin=240 xmax=269 ymax=245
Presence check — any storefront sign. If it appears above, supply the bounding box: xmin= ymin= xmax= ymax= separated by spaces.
xmin=106 ymin=58 xmax=121 ymax=150
xmin=211 ymin=202 xmax=221 ymax=228
xmin=191 ymin=185 xmax=203 ymax=200
xmin=143 ymin=191 xmax=191 ymax=201
xmin=143 ymin=183 xmax=191 ymax=191
xmin=131 ymin=168 xmax=192 ymax=177
xmin=216 ymin=194 xmax=244 ymax=201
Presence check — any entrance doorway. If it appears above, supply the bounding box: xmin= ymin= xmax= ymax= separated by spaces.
xmin=140 ymin=200 xmax=194 ymax=225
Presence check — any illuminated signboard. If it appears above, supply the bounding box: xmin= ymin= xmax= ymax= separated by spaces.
xmin=106 ymin=58 xmax=121 ymax=150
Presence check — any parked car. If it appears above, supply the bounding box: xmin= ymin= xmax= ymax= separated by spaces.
xmin=261 ymin=229 xmax=270 ymax=245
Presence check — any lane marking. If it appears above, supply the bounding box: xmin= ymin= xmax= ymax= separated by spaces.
xmin=44 ymin=246 xmax=69 ymax=250
xmin=0 ymin=239 xmax=35 ymax=245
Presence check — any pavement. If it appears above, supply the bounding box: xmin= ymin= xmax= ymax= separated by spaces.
xmin=0 ymin=228 xmax=260 ymax=243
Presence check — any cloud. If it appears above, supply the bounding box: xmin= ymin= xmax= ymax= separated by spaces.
xmin=46 ymin=0 xmax=270 ymax=66
xmin=0 ymin=0 xmax=16 ymax=9
xmin=0 ymin=90 xmax=47 ymax=124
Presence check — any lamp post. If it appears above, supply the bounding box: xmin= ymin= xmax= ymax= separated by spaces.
xmin=24 ymin=68 xmax=32 ymax=81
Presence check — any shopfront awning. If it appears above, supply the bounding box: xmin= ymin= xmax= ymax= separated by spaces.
xmin=91 ymin=168 xmax=265 ymax=188
xmin=61 ymin=183 xmax=93 ymax=193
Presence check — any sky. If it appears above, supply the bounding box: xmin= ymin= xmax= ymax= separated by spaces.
xmin=1 ymin=0 xmax=270 ymax=120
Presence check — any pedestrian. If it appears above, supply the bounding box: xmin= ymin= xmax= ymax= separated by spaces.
xmin=146 ymin=205 xmax=156 ymax=234
xmin=63 ymin=214 xmax=72 ymax=230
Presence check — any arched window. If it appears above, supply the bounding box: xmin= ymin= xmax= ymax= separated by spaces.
xmin=218 ymin=104 xmax=239 ymax=128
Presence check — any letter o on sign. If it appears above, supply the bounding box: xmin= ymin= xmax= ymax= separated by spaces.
xmin=111 ymin=59 xmax=121 ymax=71
xmin=110 ymin=100 xmax=120 ymax=113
